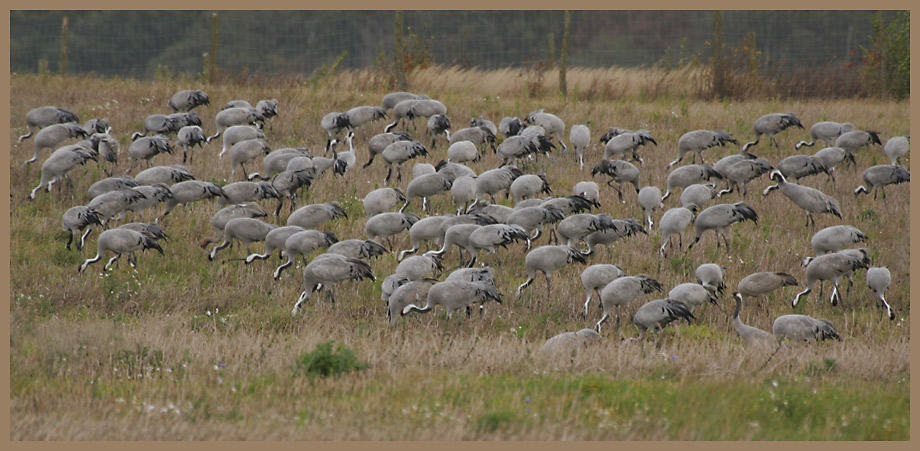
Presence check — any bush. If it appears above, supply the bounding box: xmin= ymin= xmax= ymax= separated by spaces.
xmin=859 ymin=11 xmax=910 ymax=100
xmin=290 ymin=341 xmax=370 ymax=379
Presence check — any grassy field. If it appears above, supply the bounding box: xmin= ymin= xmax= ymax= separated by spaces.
xmin=8 ymin=67 xmax=910 ymax=440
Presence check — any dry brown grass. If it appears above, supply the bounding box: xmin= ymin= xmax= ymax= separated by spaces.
xmin=9 ymin=70 xmax=910 ymax=440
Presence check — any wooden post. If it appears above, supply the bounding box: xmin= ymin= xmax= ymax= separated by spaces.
xmin=210 ymin=13 xmax=219 ymax=84
xmin=711 ymin=11 xmax=725 ymax=98
xmin=559 ymin=11 xmax=571 ymax=96
xmin=59 ymin=16 xmax=69 ymax=76
xmin=394 ymin=11 xmax=407 ymax=90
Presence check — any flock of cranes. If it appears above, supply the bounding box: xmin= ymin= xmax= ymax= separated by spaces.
xmin=15 ymin=86 xmax=910 ymax=349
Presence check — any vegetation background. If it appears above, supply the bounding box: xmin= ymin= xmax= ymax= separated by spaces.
xmin=8 ymin=10 xmax=910 ymax=440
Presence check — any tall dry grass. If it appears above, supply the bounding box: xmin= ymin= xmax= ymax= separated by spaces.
xmin=9 ymin=70 xmax=910 ymax=440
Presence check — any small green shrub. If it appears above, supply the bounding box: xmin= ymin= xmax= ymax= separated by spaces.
xmin=475 ymin=410 xmax=517 ymax=433
xmin=290 ymin=341 xmax=370 ymax=379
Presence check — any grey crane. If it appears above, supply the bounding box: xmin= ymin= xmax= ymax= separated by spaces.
xmin=363 ymin=131 xmax=412 ymax=168
xmin=569 ymin=123 xmax=591 ymax=170
xmin=387 ymin=278 xmax=439 ymax=326
xmin=217 ymin=181 xmax=280 ymax=206
xmin=658 ymin=205 xmax=696 ymax=256
xmin=287 ymin=201 xmax=347 ymax=230
xmin=499 ymin=116 xmax=524 ymax=137
xmin=29 ymin=145 xmax=97 ymax=200
xmin=381 ymin=274 xmax=411 ymax=301
xmin=124 ymin=184 xmax=173 ymax=218
xmin=397 ymin=215 xmax=448 ymax=260
xmin=263 ymin=147 xmax=311 ymax=175
xmin=712 ymin=153 xmax=756 ymax=177
xmin=284 ymin=146 xmax=345 ymax=179
xmin=327 ymin=239 xmax=388 ymax=260
xmin=680 ymin=183 xmax=717 ymax=210
xmin=177 ymin=125 xmax=207 ymax=164
xmin=291 ymin=254 xmax=375 ymax=314
xmin=516 ymin=245 xmax=588 ymax=298
xmin=130 ymin=115 xmax=178 ymax=141
xmin=583 ymin=218 xmax=647 ymax=255
xmin=207 ymin=217 xmax=277 ymax=261
xmin=364 ymin=211 xmax=419 ymax=250
xmin=319 ymin=112 xmax=351 ymax=152
xmin=270 ymin=169 xmax=315 ymax=217
xmin=242 ymin=225 xmax=305 ymax=264
xmin=471 ymin=117 xmax=498 ymax=137
xmin=763 ymin=170 xmax=841 ymax=227
xmin=580 ymin=263 xmax=626 ymax=317
xmin=18 ymin=106 xmax=80 ymax=143
xmin=467 ymin=224 xmax=530 ymax=265
xmin=662 ymin=164 xmax=723 ymax=201
xmin=382 ymin=140 xmax=429 ymax=183
xmin=436 ymin=160 xmax=477 ymax=183
xmin=449 ymin=126 xmax=495 ymax=155
xmin=775 ymin=154 xmax=830 ymax=183
xmin=27 ymin=122 xmax=89 ymax=165
xmin=854 ymin=165 xmax=910 ymax=198
xmin=637 ymin=186 xmax=664 ymax=228
xmin=423 ymin=223 xmax=483 ymax=268
xmin=450 ymin=175 xmax=477 ymax=215
xmin=591 ymin=159 xmax=640 ymax=203
xmin=82 ymin=118 xmax=110 ymax=136
xmin=835 ymin=129 xmax=882 ymax=153
xmin=346 ymin=105 xmax=387 ymax=134
xmin=812 ymin=146 xmax=856 ymax=183
xmin=557 ymin=213 xmax=617 ymax=250
xmin=466 ymin=200 xmax=514 ymax=223
xmin=737 ymin=272 xmax=799 ymax=316
xmin=446 ymin=141 xmax=480 ymax=164
xmin=573 ymin=181 xmax=600 ymax=207
xmin=510 ymin=174 xmax=552 ymax=203
xmin=210 ymin=107 xmax=264 ymax=142
xmin=126 ymin=135 xmax=173 ymax=173
xmin=687 ymin=202 xmax=758 ymax=251
xmin=135 ymin=165 xmax=194 ymax=186
xmin=525 ymin=110 xmax=567 ymax=150
xmin=541 ymin=329 xmax=603 ymax=353
xmin=594 ymin=275 xmax=662 ymax=332
xmin=217 ymin=125 xmax=265 ymax=159
xmin=78 ymin=228 xmax=164 ymax=273
xmin=88 ymin=176 xmax=138 ymax=200
xmin=631 ymin=299 xmax=695 ymax=341
xmin=62 ymin=206 xmax=103 ymax=250
xmin=168 ymin=89 xmax=210 ymax=112
xmin=730 ymin=293 xmax=775 ymax=346
xmin=381 ymin=91 xmax=428 ymax=111
xmin=224 ymin=100 xmax=255 ymax=110
xmin=716 ymin=157 xmax=774 ymax=198
xmin=395 ymin=254 xmax=444 ymax=281
xmin=668 ymin=129 xmax=737 ymax=168
xmin=200 ymin=202 xmax=269 ymax=249
xmin=772 ymin=314 xmax=840 ymax=342
xmin=507 ymin=206 xmax=565 ymax=245
xmin=273 ymin=230 xmax=338 ymax=279
xmin=446 ymin=266 xmax=496 ymax=285
xmin=116 ymin=222 xmax=169 ymax=244
xmin=256 ymin=99 xmax=279 ymax=131
xmin=695 ymin=263 xmax=726 ymax=295
xmin=475 ymin=165 xmax=523 ymax=203
xmin=227 ymin=139 xmax=271 ymax=180
xmin=159 ymin=180 xmax=228 ymax=219
xmin=494 ymin=135 xmax=540 ymax=166
xmin=363 ymin=187 xmax=406 ymax=217
xmin=741 ymin=113 xmax=804 ymax=151
xmin=401 ymin=280 xmax=502 ymax=321
xmin=603 ymin=129 xmax=656 ymax=164
xmin=795 ymin=121 xmax=854 ymax=149
xmin=883 ymin=135 xmax=909 ymax=166
xmin=792 ymin=249 xmax=869 ymax=309
xmin=88 ymin=132 xmax=120 ymax=175
xmin=811 ymin=225 xmax=867 ymax=255
xmin=866 ymin=266 xmax=895 ymax=320
xmin=403 ymin=172 xmax=452 ymax=213
xmin=668 ymin=283 xmax=719 ymax=313
xmin=385 ymin=99 xmax=447 ymax=133
xmin=412 ymin=162 xmax=436 ymax=179
xmin=427 ymin=114 xmax=451 ymax=147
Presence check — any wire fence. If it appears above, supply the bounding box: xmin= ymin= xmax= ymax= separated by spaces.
xmin=11 ymin=10 xmax=895 ymax=79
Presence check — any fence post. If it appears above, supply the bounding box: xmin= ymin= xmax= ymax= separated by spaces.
xmin=59 ymin=16 xmax=69 ymax=76
xmin=711 ymin=10 xmax=726 ymax=98
xmin=394 ymin=11 xmax=407 ymax=91
xmin=559 ymin=10 xmax=571 ymax=96
xmin=210 ymin=12 xmax=219 ymax=84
